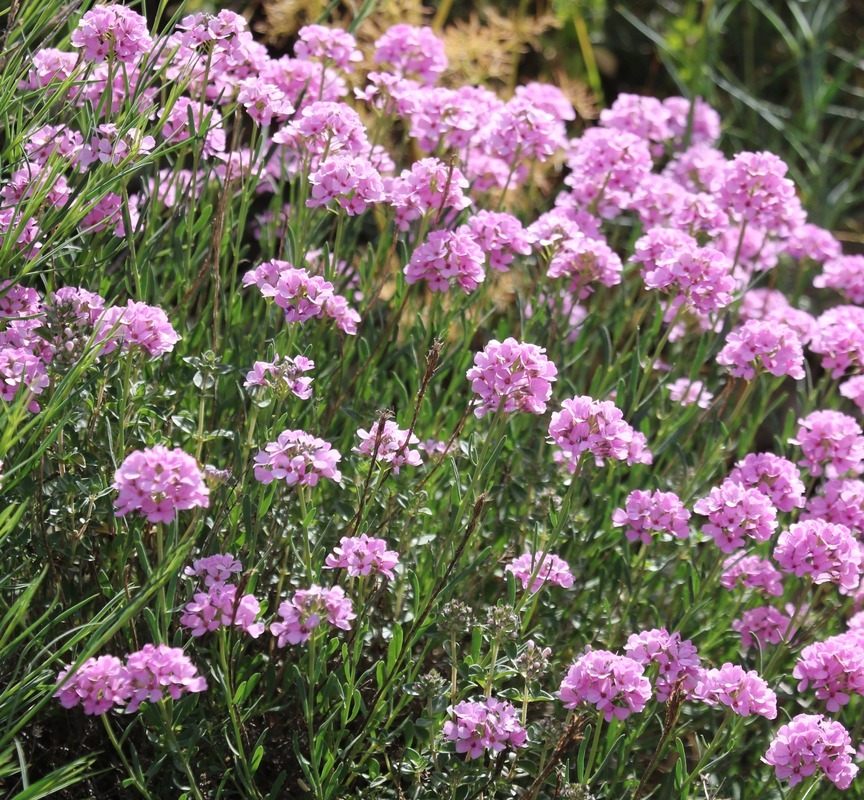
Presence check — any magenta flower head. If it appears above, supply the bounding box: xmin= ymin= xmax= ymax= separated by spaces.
xmin=623 ymin=628 xmax=701 ymax=702
xmin=720 ymin=554 xmax=784 ymax=597
xmin=113 ymin=446 xmax=210 ymax=523
xmin=323 ymin=534 xmax=400 ymax=579
xmin=559 ymin=650 xmax=652 ymax=722
xmin=693 ymin=480 xmax=778 ymax=554
xmin=97 ymin=301 xmax=180 ymax=358
xmin=307 ymin=154 xmax=384 ymax=216
xmin=774 ymin=519 xmax=861 ymax=591
xmin=763 ymin=714 xmax=858 ymax=790
xmin=790 ymin=410 xmax=864 ymax=478
xmin=184 ymin=553 xmax=242 ymax=588
xmin=55 ymin=655 xmax=131 ymax=715
xmin=71 ymin=5 xmax=153 ymax=64
xmin=814 ymin=255 xmax=864 ymax=304
xmin=727 ymin=452 xmax=806 ymax=512
xmin=462 ymin=211 xmax=532 ymax=273
xmin=443 ymin=697 xmax=527 ymax=759
xmin=803 ymin=478 xmax=864 ymax=533
xmin=732 ymin=605 xmax=794 ymax=650
xmin=353 ymin=419 xmax=422 ymax=474
xmin=716 ymin=320 xmax=805 ymax=380
xmin=294 ymin=25 xmax=362 ymax=71
xmin=179 ymin=583 xmax=265 ymax=638
xmin=373 ymin=25 xmax=447 ymax=84
xmin=612 ymin=489 xmax=691 ymax=546
xmin=404 ymin=230 xmax=486 ymax=294
xmin=270 ymin=584 xmax=356 ymax=646
xmin=253 ymin=429 xmax=342 ymax=487
xmin=694 ymin=663 xmax=777 ymax=718
xmin=811 ymin=306 xmax=864 ymax=379
xmin=794 ymin=633 xmax=864 ymax=712
xmin=505 ymin=551 xmax=574 ymax=593
xmin=467 ymin=338 xmax=557 ymax=419
xmin=244 ymin=355 xmax=314 ymax=400
xmin=840 ymin=376 xmax=864 ymax=413
xmin=124 ymin=644 xmax=207 ymax=712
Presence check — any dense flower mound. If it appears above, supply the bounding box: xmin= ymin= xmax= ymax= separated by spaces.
xmin=732 ymin=606 xmax=794 ymax=650
xmin=55 ymin=655 xmax=131 ymax=715
xmin=253 ymin=429 xmax=342 ymax=487
xmin=716 ymin=320 xmax=805 ymax=380
xmin=789 ymin=410 xmax=864 ymax=478
xmin=693 ymin=480 xmax=778 ymax=553
xmin=179 ymin=583 xmax=265 ymax=638
xmin=720 ymin=554 xmax=784 ymax=597
xmin=763 ymin=714 xmax=858 ymax=790
xmin=559 ymin=650 xmax=652 ymax=721
xmin=323 ymin=534 xmax=400 ymax=579
xmin=307 ymin=154 xmax=384 ymax=215
xmin=611 ymin=489 xmax=691 ymax=545
xmin=694 ymin=663 xmax=777 ymax=718
xmin=373 ymin=25 xmax=447 ymax=84
xmin=802 ymin=478 xmax=864 ymax=533
xmin=353 ymin=419 xmax=422 ymax=473
xmin=113 ymin=445 xmax=210 ymax=523
xmin=462 ymin=211 xmax=532 ymax=272
xmin=443 ymin=697 xmax=527 ymax=760
xmin=840 ymin=375 xmax=864 ymax=412
xmin=404 ymin=229 xmax=486 ymax=293
xmin=773 ymin=519 xmax=861 ymax=590
xmin=814 ymin=255 xmax=864 ymax=304
xmin=505 ymin=551 xmax=574 ymax=593
xmin=124 ymin=644 xmax=208 ymax=712
xmin=623 ymin=628 xmax=701 ymax=701
xmin=467 ymin=338 xmax=558 ymax=419
xmin=793 ymin=633 xmax=864 ymax=711
xmin=71 ymin=4 xmax=153 ymax=63
xmin=183 ymin=554 xmax=242 ymax=587
xmin=810 ymin=306 xmax=864 ymax=378
xmin=549 ymin=396 xmax=651 ymax=470
xmin=98 ymin=300 xmax=180 ymax=357
xmin=726 ymin=452 xmax=806 ymax=512
xmin=270 ymin=584 xmax=355 ymax=646
xmin=244 ymin=355 xmax=315 ymax=399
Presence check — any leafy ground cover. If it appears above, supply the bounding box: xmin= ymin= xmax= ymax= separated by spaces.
xmin=1 ymin=1 xmax=864 ymax=799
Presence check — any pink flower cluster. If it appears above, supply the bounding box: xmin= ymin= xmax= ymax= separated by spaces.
xmin=716 ymin=320 xmax=805 ymax=380
xmin=624 ymin=628 xmax=701 ymax=702
xmin=98 ymin=300 xmax=181 ymax=357
xmin=693 ymin=480 xmax=778 ymax=553
xmin=789 ymin=410 xmax=864 ymax=478
xmin=803 ymin=478 xmax=864 ymax=533
xmin=323 ymin=534 xmax=400 ymax=579
xmin=726 ymin=452 xmax=806 ymax=512
xmin=611 ymin=489 xmax=691 ymax=546
xmin=462 ymin=211 xmax=532 ymax=272
xmin=467 ymin=338 xmax=558 ymax=419
xmin=505 ymin=551 xmax=574 ymax=593
xmin=253 ymin=429 xmax=342 ymax=487
xmin=443 ymin=697 xmax=527 ymax=760
xmin=548 ymin=396 xmax=652 ymax=470
xmin=113 ymin=445 xmax=210 ymax=523
xmin=404 ymin=229 xmax=486 ymax=294
xmin=270 ymin=584 xmax=355 ymax=646
xmin=810 ymin=306 xmax=864 ymax=379
xmin=243 ymin=261 xmax=360 ymax=335
xmin=763 ymin=714 xmax=858 ymax=790
xmin=180 ymin=554 xmax=264 ymax=638
xmin=373 ymin=25 xmax=447 ymax=84
xmin=353 ymin=419 xmax=422 ymax=474
xmin=732 ymin=606 xmax=794 ymax=650
xmin=385 ymin=158 xmax=470 ymax=231
xmin=666 ymin=378 xmax=713 ymax=408
xmin=56 ymin=645 xmax=207 ymax=715
xmin=294 ymin=24 xmax=362 ymax=71
xmin=307 ymin=154 xmax=384 ymax=215
xmin=774 ymin=519 xmax=861 ymax=590
xmin=559 ymin=649 xmax=652 ymax=722
xmin=244 ymin=355 xmax=314 ymax=399
xmin=794 ymin=633 xmax=864 ymax=711
xmin=70 ymin=4 xmax=153 ymax=64
xmin=693 ymin=663 xmax=777 ymax=718
xmin=720 ymin=555 xmax=784 ymax=597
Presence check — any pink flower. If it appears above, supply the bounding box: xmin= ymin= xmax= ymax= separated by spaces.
xmin=484 ymin=97 xmax=565 ymax=163
xmin=462 ymin=211 xmax=532 ymax=272
xmin=549 ymin=396 xmax=650 ymax=470
xmin=599 ymin=93 xmax=672 ymax=155
xmin=294 ymin=25 xmax=362 ymax=71
xmin=810 ymin=306 xmax=864 ymax=378
xmin=274 ymin=101 xmax=368 ymax=163
xmin=71 ymin=5 xmax=153 ymax=64
xmin=794 ymin=634 xmax=864 ymax=712
xmin=244 ymin=355 xmax=314 ymax=400
xmin=763 ymin=714 xmax=858 ymax=790
xmin=624 ymin=628 xmax=701 ymax=702
xmin=113 ymin=446 xmax=210 ymax=523
xmin=789 ymin=410 xmax=864 ymax=478
xmin=183 ymin=554 xmax=242 ymax=588
xmin=467 ymin=338 xmax=557 ymax=419
xmin=324 ymin=535 xmax=400 ymax=579
xmin=353 ymin=419 xmax=422 ymax=474
xmin=179 ymin=583 xmax=265 ymax=638
xmin=694 ymin=663 xmax=777 ymax=718
xmin=443 ymin=697 xmax=527 ymax=759
xmin=373 ymin=25 xmax=447 ymax=85
xmin=802 ymin=478 xmax=864 ymax=534
xmin=732 ymin=606 xmax=794 ymax=650
xmin=0 ymin=345 xmax=49 ymax=412
xmin=161 ymin=98 xmax=225 ymax=157
xmin=693 ymin=480 xmax=778 ymax=553
xmin=559 ymin=650 xmax=652 ymax=722
xmin=612 ymin=489 xmax=691 ymax=546
xmin=505 ymin=551 xmax=574 ymax=593
xmin=666 ymin=378 xmax=713 ymax=408
xmin=253 ymin=429 xmax=342 ymax=487
xmin=814 ymin=255 xmax=864 ymax=303
xmin=544 ymin=231 xmax=623 ymax=299
xmin=124 ymin=644 xmax=207 ymax=712
xmin=727 ymin=452 xmax=806 ymax=512
xmin=716 ymin=320 xmax=805 ymax=380
xmin=270 ymin=584 xmax=355 ymax=646
xmin=236 ymin=77 xmax=294 ymax=126
xmin=663 ymin=97 xmax=721 ymax=148
xmin=840 ymin=375 xmax=864 ymax=413
xmin=385 ymin=158 xmax=470 ymax=231
xmin=97 ymin=301 xmax=180 ymax=357
xmin=307 ymin=154 xmax=384 ymax=215
xmin=55 ymin=656 xmax=130 ymax=715
xmin=774 ymin=519 xmax=861 ymax=590
xmin=720 ymin=554 xmax=784 ymax=597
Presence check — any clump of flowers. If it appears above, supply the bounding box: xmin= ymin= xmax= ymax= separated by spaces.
xmin=720 ymin=555 xmax=784 ymax=597
xmin=802 ymin=478 xmax=864 ymax=533
xmin=373 ymin=25 xmax=447 ymax=84
xmin=353 ymin=419 xmax=422 ymax=474
xmin=794 ymin=633 xmax=864 ymax=711
xmin=666 ymin=378 xmax=713 ymax=408
xmin=253 ymin=429 xmax=342 ymax=487
xmin=443 ymin=697 xmax=527 ymax=760
xmin=726 ymin=452 xmax=806 ymax=512
xmin=814 ymin=255 xmax=864 ymax=304
xmin=124 ymin=644 xmax=208 ymax=712
xmin=505 ymin=551 xmax=574 ymax=593
xmin=559 ymin=650 xmax=652 ymax=722
xmin=183 ymin=554 xmax=242 ymax=587
xmin=404 ymin=229 xmax=486 ymax=294
xmin=732 ymin=606 xmax=794 ymax=650
xmin=55 ymin=655 xmax=131 ymax=715
xmin=323 ymin=535 xmax=399 ymax=579
xmin=789 ymin=410 xmax=864 ymax=478
xmin=773 ymin=519 xmax=861 ymax=590
xmin=624 ymin=628 xmax=701 ymax=701
xmin=467 ymin=338 xmax=558 ymax=419
xmin=462 ymin=211 xmax=532 ymax=272
xmin=113 ymin=445 xmax=210 ymax=523
xmin=70 ymin=4 xmax=153 ymax=64
xmin=611 ymin=490 xmax=691 ymax=545
xmin=716 ymin=320 xmax=805 ymax=380
xmin=763 ymin=714 xmax=858 ymax=790
xmin=98 ymin=300 xmax=180 ymax=358
xmin=270 ymin=585 xmax=355 ymax=646
xmin=693 ymin=480 xmax=778 ymax=553
xmin=244 ymin=355 xmax=314 ymax=400
xmin=694 ymin=663 xmax=777 ymax=718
